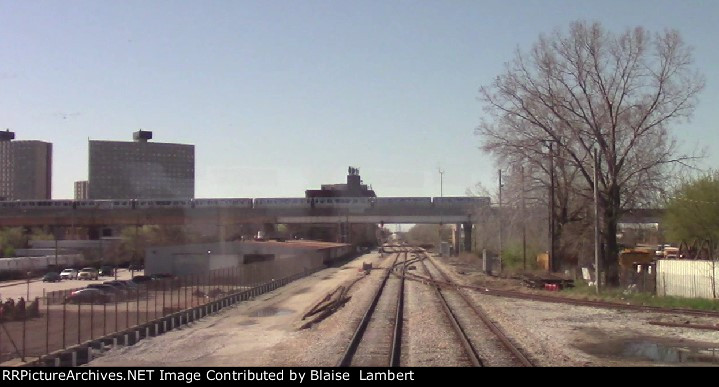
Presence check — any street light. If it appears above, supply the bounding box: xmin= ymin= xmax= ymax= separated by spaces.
xmin=22 ymin=271 xmax=30 ymax=362
xmin=438 ymin=168 xmax=445 ymax=253
xmin=439 ymin=168 xmax=444 ymax=199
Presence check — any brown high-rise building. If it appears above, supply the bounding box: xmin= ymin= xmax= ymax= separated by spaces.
xmin=0 ymin=130 xmax=52 ymax=201
xmin=88 ymin=130 xmax=194 ymax=199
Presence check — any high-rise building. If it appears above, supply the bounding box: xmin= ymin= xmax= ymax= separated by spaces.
xmin=74 ymin=180 xmax=89 ymax=200
xmin=88 ymin=130 xmax=194 ymax=199
xmin=0 ymin=130 xmax=52 ymax=200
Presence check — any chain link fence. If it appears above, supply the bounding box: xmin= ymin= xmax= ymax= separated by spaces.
xmin=0 ymin=257 xmax=324 ymax=364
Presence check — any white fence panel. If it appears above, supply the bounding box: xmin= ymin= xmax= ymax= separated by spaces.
xmin=657 ymin=260 xmax=718 ymax=299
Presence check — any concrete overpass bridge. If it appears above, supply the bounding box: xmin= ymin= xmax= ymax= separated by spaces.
xmin=0 ymin=206 xmax=477 ymax=227
xmin=0 ymin=206 xmax=661 ymax=228
xmin=0 ymin=203 xmax=481 ymax=251
xmin=0 ymin=199 xmax=663 ymax=253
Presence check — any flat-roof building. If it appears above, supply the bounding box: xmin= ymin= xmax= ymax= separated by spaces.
xmin=0 ymin=130 xmax=52 ymax=200
xmin=88 ymin=131 xmax=194 ymax=199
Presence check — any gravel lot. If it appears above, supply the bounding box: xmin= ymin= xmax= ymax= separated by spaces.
xmin=86 ymin=251 xmax=719 ymax=367
xmin=431 ymin=255 xmax=719 ymax=367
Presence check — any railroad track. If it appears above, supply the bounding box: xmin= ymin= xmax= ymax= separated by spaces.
xmin=418 ymin=252 xmax=534 ymax=367
xmin=337 ymin=250 xmax=407 ymax=367
xmin=404 ymin=258 xmax=719 ymax=318
xmin=469 ymin=286 xmax=719 ymax=318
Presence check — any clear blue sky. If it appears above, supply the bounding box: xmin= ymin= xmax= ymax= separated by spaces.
xmin=1 ymin=0 xmax=717 ymax=199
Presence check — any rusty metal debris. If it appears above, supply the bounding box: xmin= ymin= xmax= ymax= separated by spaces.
xmin=298 ymin=275 xmax=367 ymax=330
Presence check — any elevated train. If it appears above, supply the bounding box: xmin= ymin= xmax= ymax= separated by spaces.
xmin=0 ymin=196 xmax=489 ymax=211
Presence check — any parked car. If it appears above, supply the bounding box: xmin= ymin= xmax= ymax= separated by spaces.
xmin=77 ymin=267 xmax=99 ymax=280
xmin=65 ymin=288 xmax=113 ymax=304
xmin=104 ymin=279 xmax=131 ymax=288
xmin=42 ymin=272 xmax=62 ymax=282
xmin=151 ymin=273 xmax=177 ymax=280
xmin=103 ymin=281 xmax=136 ymax=295
xmin=60 ymin=269 xmax=78 ymax=280
xmin=128 ymin=263 xmax=144 ymax=271
xmin=131 ymin=275 xmax=153 ymax=284
xmin=99 ymin=265 xmax=115 ymax=277
xmin=87 ymin=284 xmax=127 ymax=299
xmin=108 ymin=280 xmax=138 ymax=290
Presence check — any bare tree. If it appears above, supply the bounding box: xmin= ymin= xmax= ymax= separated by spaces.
xmin=477 ymin=21 xmax=704 ymax=285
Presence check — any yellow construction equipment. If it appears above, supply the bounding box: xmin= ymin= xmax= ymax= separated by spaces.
xmin=619 ymin=248 xmax=654 ymax=269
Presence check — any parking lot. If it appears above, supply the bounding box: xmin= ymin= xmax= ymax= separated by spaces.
xmin=0 ymin=269 xmax=143 ymax=300
xmin=0 ymin=265 xmax=266 ymax=364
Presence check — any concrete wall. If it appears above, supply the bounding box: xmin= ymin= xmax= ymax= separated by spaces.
xmin=657 ymin=259 xmax=719 ymax=299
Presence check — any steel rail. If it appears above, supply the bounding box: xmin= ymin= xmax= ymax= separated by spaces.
xmin=389 ymin=251 xmax=407 ymax=367
xmin=401 ymin=267 xmax=719 ymax=318
xmin=417 ymin=258 xmax=482 ymax=367
xmin=424 ymin=254 xmax=534 ymax=367
xmin=337 ymin=250 xmax=403 ymax=367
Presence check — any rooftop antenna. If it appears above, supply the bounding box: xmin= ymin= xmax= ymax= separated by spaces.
xmin=437 ymin=166 xmax=445 ymax=198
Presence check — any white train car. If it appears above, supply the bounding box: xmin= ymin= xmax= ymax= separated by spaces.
xmin=254 ymin=197 xmax=312 ymax=209
xmin=1 ymin=200 xmax=74 ymax=210
xmin=97 ymin=199 xmax=135 ymax=209
xmin=433 ymin=196 xmax=490 ymax=208
xmin=74 ymin=200 xmax=99 ymax=209
xmin=373 ymin=197 xmax=432 ymax=207
xmin=135 ymin=199 xmax=192 ymax=209
xmin=192 ymin=198 xmax=253 ymax=208
xmin=33 ymin=200 xmax=75 ymax=209
xmin=313 ymin=197 xmax=373 ymax=212
xmin=70 ymin=199 xmax=134 ymax=210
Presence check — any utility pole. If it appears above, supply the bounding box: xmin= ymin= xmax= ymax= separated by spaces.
xmin=438 ymin=168 xmax=444 ymax=249
xmin=548 ymin=141 xmax=556 ymax=272
xmin=54 ymin=226 xmax=59 ymax=268
xmin=521 ymin=166 xmax=526 ymax=271
xmin=594 ymin=149 xmax=601 ymax=294
xmin=498 ymin=169 xmax=503 ymax=273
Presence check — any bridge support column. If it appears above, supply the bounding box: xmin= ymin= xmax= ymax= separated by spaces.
xmin=463 ymin=223 xmax=473 ymax=253
xmin=337 ymin=222 xmax=350 ymax=244
xmin=454 ymin=224 xmax=461 ymax=256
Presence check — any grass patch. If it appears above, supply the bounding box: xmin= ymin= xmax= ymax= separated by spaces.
xmin=562 ymin=280 xmax=719 ymax=311
xmin=500 ymin=243 xmax=540 ymax=271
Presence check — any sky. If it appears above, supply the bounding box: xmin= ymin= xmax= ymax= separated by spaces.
xmin=1 ymin=0 xmax=717 ymax=200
